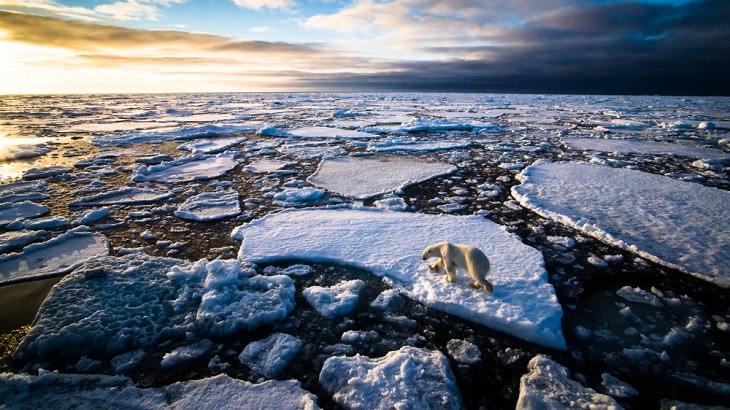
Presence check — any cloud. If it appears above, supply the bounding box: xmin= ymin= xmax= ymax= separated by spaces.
xmin=232 ymin=0 xmax=296 ymax=12
xmin=94 ymin=0 xmax=160 ymax=21
xmin=249 ymin=26 xmax=274 ymax=33
xmin=0 ymin=0 xmax=187 ymax=22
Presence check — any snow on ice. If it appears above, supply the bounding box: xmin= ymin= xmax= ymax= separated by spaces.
xmin=178 ymin=136 xmax=247 ymax=154
xmin=0 ymin=180 xmax=50 ymax=203
xmin=516 ymin=355 xmax=622 ymax=409
xmin=0 ymin=201 xmax=49 ymax=227
xmin=307 ymin=155 xmax=456 ymax=200
xmin=367 ymin=139 xmax=473 ymax=153
xmin=268 ymin=126 xmax=377 ymax=139
xmin=174 ymin=190 xmax=240 ymax=222
xmin=132 ymin=152 xmax=239 ymax=183
xmin=564 ymin=137 xmax=729 ymax=160
xmin=319 ymin=346 xmax=463 ymax=410
xmin=238 ymin=333 xmax=303 ymax=379
xmin=233 ymin=207 xmax=566 ymax=350
xmin=303 ymin=279 xmax=365 ymax=319
xmin=512 ymin=162 xmax=730 ymax=287
xmin=0 ymin=227 xmax=109 ymax=285
xmin=91 ymin=124 xmax=257 ymax=147
xmin=0 ymin=372 xmax=319 ymax=410
xmin=0 ymin=230 xmax=46 ymax=254
xmin=69 ymin=187 xmax=175 ymax=207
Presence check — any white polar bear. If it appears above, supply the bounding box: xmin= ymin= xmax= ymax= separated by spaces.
xmin=421 ymin=242 xmax=493 ymax=292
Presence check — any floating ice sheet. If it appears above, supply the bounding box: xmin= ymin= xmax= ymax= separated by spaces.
xmin=178 ymin=136 xmax=247 ymax=154
xmin=239 ymin=333 xmax=303 ymax=379
xmin=0 ymin=372 xmax=320 ymax=410
xmin=69 ymin=187 xmax=175 ymax=206
xmin=175 ymin=190 xmax=240 ymax=221
xmin=0 ymin=201 xmax=49 ymax=226
xmin=233 ymin=207 xmax=566 ymax=350
xmin=92 ymin=124 xmax=257 ymax=146
xmin=367 ymin=139 xmax=473 ymax=152
xmin=0 ymin=230 xmax=46 ymax=254
xmin=516 ymin=355 xmax=621 ymax=410
xmin=0 ymin=227 xmax=109 ymax=285
xmin=512 ymin=162 xmax=730 ymax=287
xmin=0 ymin=138 xmax=53 ymax=161
xmin=307 ymin=156 xmax=456 ymax=200
xmin=272 ymin=126 xmax=377 ymax=139
xmin=564 ymin=137 xmax=729 ymax=160
xmin=244 ymin=159 xmax=292 ymax=173
xmin=303 ymin=279 xmax=365 ymax=319
xmin=132 ymin=152 xmax=239 ymax=183
xmin=0 ymin=180 xmax=50 ymax=204
xmin=319 ymin=346 xmax=462 ymax=410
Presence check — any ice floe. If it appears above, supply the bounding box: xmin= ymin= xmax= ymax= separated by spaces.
xmin=244 ymin=159 xmax=292 ymax=173
xmin=0 ymin=180 xmax=50 ymax=203
xmin=0 ymin=227 xmax=109 ymax=285
xmin=69 ymin=187 xmax=175 ymax=206
xmin=303 ymin=279 xmax=365 ymax=319
xmin=397 ymin=118 xmax=497 ymax=133
xmin=516 ymin=355 xmax=621 ymax=409
xmin=0 ymin=138 xmax=53 ymax=161
xmin=239 ymin=333 xmax=303 ymax=379
xmin=319 ymin=346 xmax=462 ymax=410
xmin=367 ymin=139 xmax=473 ymax=152
xmin=270 ymin=126 xmax=377 ymax=139
xmin=22 ymin=166 xmax=71 ymax=180
xmin=178 ymin=136 xmax=247 ymax=154
xmin=174 ymin=190 xmax=240 ymax=221
xmin=233 ymin=207 xmax=566 ymax=350
xmin=92 ymin=124 xmax=257 ymax=146
xmin=132 ymin=152 xmax=239 ymax=183
xmin=564 ymin=137 xmax=729 ymax=160
xmin=512 ymin=162 xmax=730 ymax=287
xmin=307 ymin=156 xmax=456 ymax=200
xmin=0 ymin=230 xmax=46 ymax=254
xmin=0 ymin=201 xmax=49 ymax=227
xmin=0 ymin=372 xmax=319 ymax=410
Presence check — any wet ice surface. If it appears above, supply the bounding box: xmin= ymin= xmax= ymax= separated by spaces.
xmin=0 ymin=93 xmax=729 ymax=409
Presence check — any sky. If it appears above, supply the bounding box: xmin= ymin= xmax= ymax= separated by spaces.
xmin=0 ymin=0 xmax=729 ymax=95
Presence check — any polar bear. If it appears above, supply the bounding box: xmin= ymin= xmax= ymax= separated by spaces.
xmin=421 ymin=242 xmax=493 ymax=292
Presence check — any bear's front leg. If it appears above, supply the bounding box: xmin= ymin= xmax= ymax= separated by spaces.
xmin=429 ymin=257 xmax=444 ymax=271
xmin=445 ymin=264 xmax=456 ymax=283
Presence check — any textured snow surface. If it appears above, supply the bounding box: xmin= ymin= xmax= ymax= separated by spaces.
xmin=0 ymin=227 xmax=109 ymax=285
xmin=274 ymin=126 xmax=377 ymax=139
xmin=307 ymin=156 xmax=456 ymax=200
xmin=516 ymin=355 xmax=622 ymax=410
xmin=92 ymin=124 xmax=257 ymax=146
xmin=178 ymin=136 xmax=247 ymax=154
xmin=303 ymin=279 xmax=365 ymax=319
xmin=174 ymin=190 xmax=240 ymax=221
xmin=0 ymin=230 xmax=46 ymax=254
xmin=512 ymin=162 xmax=730 ymax=287
xmin=233 ymin=207 xmax=566 ymax=350
xmin=14 ymin=256 xmax=295 ymax=360
xmin=244 ymin=159 xmax=292 ymax=173
xmin=0 ymin=180 xmax=50 ymax=203
xmin=132 ymin=152 xmax=239 ymax=183
xmin=239 ymin=333 xmax=303 ymax=379
xmin=69 ymin=187 xmax=175 ymax=206
xmin=319 ymin=346 xmax=463 ymax=410
xmin=0 ymin=372 xmax=319 ymax=410
xmin=0 ymin=201 xmax=49 ymax=226
xmin=564 ymin=137 xmax=729 ymax=160
xmin=367 ymin=139 xmax=472 ymax=152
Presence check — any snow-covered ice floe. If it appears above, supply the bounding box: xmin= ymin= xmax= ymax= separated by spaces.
xmin=512 ymin=162 xmax=730 ymax=287
xmin=239 ymin=333 xmax=303 ymax=379
xmin=174 ymin=190 xmax=240 ymax=221
xmin=244 ymin=159 xmax=292 ymax=173
xmin=367 ymin=139 xmax=473 ymax=153
xmin=307 ymin=156 xmax=456 ymax=200
xmin=91 ymin=124 xmax=257 ymax=147
xmin=0 ymin=180 xmax=50 ymax=204
xmin=0 ymin=138 xmax=53 ymax=161
xmin=177 ymin=136 xmax=247 ymax=154
xmin=132 ymin=152 xmax=239 ymax=183
xmin=0 ymin=372 xmax=319 ymax=410
xmin=303 ymin=280 xmax=365 ymax=319
xmin=69 ymin=187 xmax=175 ymax=207
xmin=0 ymin=201 xmax=49 ymax=227
xmin=397 ymin=118 xmax=497 ymax=133
xmin=14 ymin=256 xmax=294 ymax=360
xmin=516 ymin=355 xmax=621 ymax=410
xmin=319 ymin=346 xmax=462 ymax=409
xmin=0 ymin=227 xmax=109 ymax=285
xmin=266 ymin=126 xmax=377 ymax=139
xmin=564 ymin=137 xmax=729 ymax=160
xmin=233 ymin=207 xmax=566 ymax=350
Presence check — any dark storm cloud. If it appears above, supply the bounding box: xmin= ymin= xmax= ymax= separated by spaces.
xmin=313 ymin=0 xmax=730 ymax=95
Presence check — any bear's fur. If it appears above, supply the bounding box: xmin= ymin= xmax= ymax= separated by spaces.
xmin=421 ymin=242 xmax=493 ymax=292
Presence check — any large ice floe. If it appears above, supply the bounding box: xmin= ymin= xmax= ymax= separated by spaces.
xmin=516 ymin=355 xmax=621 ymax=410
xmin=13 ymin=256 xmax=295 ymax=361
xmin=233 ymin=207 xmax=566 ymax=350
xmin=91 ymin=124 xmax=257 ymax=146
xmin=174 ymin=190 xmax=240 ymax=221
xmin=69 ymin=187 xmax=175 ymax=206
xmin=367 ymin=139 xmax=473 ymax=153
xmin=0 ymin=180 xmax=50 ymax=204
xmin=267 ymin=126 xmax=377 ymax=139
xmin=319 ymin=346 xmax=463 ymax=410
xmin=0 ymin=372 xmax=320 ymax=410
xmin=512 ymin=162 xmax=730 ymax=287
xmin=307 ymin=156 xmax=457 ymax=200
xmin=177 ymin=136 xmax=247 ymax=154
xmin=563 ymin=137 xmax=729 ymax=160
xmin=0 ymin=227 xmax=109 ymax=285
xmin=132 ymin=152 xmax=239 ymax=183
xmin=0 ymin=201 xmax=49 ymax=227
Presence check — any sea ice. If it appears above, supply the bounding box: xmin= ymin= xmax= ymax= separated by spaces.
xmin=21 ymin=216 xmax=69 ymax=230
xmin=22 ymin=166 xmax=71 ymax=180
xmin=307 ymin=156 xmax=456 ymax=200
xmin=174 ymin=190 xmax=240 ymax=221
xmin=178 ymin=136 xmax=247 ymax=154
xmin=0 ymin=201 xmax=49 ymax=227
xmin=244 ymin=159 xmax=292 ymax=173
xmin=0 ymin=138 xmax=52 ymax=161
xmin=0 ymin=180 xmax=50 ymax=203
xmin=271 ymin=188 xmax=326 ymax=207
xmin=69 ymin=187 xmax=175 ymax=206
xmin=516 ymin=355 xmax=622 ymax=410
xmin=397 ymin=117 xmax=496 ymax=133
xmin=0 ymin=230 xmax=46 ymax=254
xmin=132 ymin=152 xmax=240 ymax=183
xmin=161 ymin=339 xmax=214 ymax=368
xmin=0 ymin=372 xmax=320 ymax=410
xmin=512 ymin=162 xmax=730 ymax=287
xmin=0 ymin=227 xmax=109 ymax=285
xmin=239 ymin=333 xmax=303 ymax=379
xmin=302 ymin=279 xmax=365 ymax=319
xmin=92 ymin=124 xmax=257 ymax=146
xmin=367 ymin=139 xmax=473 ymax=152
xmin=446 ymin=339 xmax=482 ymax=365
xmin=272 ymin=126 xmax=377 ymax=139
xmin=72 ymin=208 xmax=110 ymax=225
xmin=319 ymin=346 xmax=463 ymax=410
xmin=233 ymin=207 xmax=566 ymax=350
xmin=563 ymin=138 xmax=729 ymax=160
